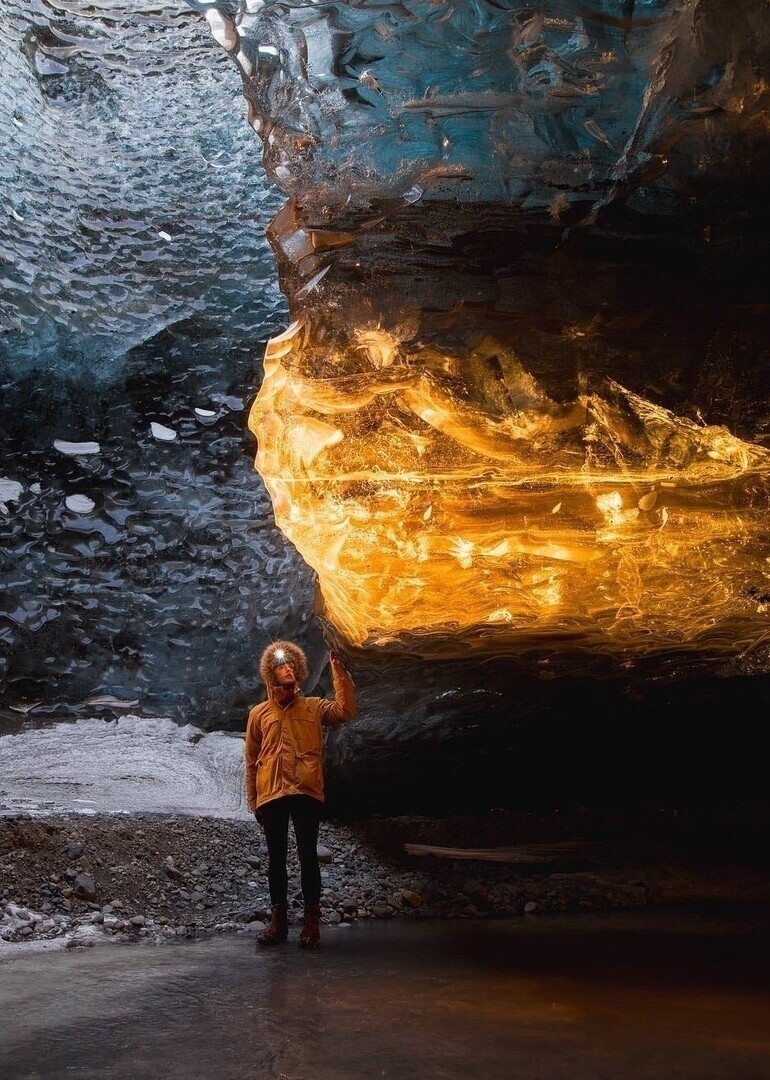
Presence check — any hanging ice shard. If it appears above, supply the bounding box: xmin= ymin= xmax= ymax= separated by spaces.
xmin=189 ymin=0 xmax=770 ymax=669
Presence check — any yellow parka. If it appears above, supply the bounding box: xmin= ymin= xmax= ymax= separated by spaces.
xmin=244 ymin=641 xmax=356 ymax=812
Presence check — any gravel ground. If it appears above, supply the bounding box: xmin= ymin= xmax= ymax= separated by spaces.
xmin=2 ymin=808 xmax=769 ymax=952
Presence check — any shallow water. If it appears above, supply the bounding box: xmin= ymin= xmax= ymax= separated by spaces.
xmin=1 ymin=904 xmax=769 ymax=1079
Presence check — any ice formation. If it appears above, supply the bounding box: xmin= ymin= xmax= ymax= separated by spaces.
xmin=189 ymin=0 xmax=770 ymax=662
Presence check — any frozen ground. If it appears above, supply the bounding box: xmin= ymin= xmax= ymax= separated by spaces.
xmin=0 ymin=716 xmax=250 ymax=819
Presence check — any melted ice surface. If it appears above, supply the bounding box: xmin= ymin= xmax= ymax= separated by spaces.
xmin=0 ymin=716 xmax=250 ymax=819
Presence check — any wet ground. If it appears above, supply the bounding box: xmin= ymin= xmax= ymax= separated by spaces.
xmin=2 ymin=902 xmax=769 ymax=1079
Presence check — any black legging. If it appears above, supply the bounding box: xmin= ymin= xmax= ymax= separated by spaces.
xmin=259 ymin=794 xmax=322 ymax=906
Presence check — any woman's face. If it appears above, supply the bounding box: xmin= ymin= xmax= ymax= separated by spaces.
xmin=272 ymin=661 xmax=298 ymax=695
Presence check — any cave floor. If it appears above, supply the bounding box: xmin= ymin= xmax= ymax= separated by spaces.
xmin=1 ymin=907 xmax=769 ymax=1079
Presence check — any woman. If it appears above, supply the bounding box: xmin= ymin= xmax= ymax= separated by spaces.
xmin=244 ymin=640 xmax=356 ymax=948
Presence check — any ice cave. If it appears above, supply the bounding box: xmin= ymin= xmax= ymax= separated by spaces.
xmin=1 ymin=0 xmax=769 ymax=815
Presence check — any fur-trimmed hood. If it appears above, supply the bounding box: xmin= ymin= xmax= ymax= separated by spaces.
xmin=259 ymin=640 xmax=310 ymax=689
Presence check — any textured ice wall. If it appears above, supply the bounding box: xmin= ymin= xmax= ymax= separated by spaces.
xmin=1 ymin=0 xmax=286 ymax=362
xmin=0 ymin=1 xmax=329 ymax=729
xmin=179 ymin=0 xmax=770 ymax=813
xmin=187 ymin=0 xmax=770 ymax=656
xmin=2 ymin=2 xmax=769 ymax=818
xmin=185 ymin=0 xmax=770 ymax=219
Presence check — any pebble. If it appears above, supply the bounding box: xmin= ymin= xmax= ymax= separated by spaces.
xmin=0 ymin=811 xmax=700 ymax=951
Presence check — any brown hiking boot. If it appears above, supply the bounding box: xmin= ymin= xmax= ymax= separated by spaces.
xmin=299 ymin=903 xmax=321 ymax=950
xmin=257 ymin=903 xmax=289 ymax=947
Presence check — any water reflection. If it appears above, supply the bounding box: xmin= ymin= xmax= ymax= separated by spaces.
xmin=2 ymin=905 xmax=769 ymax=1079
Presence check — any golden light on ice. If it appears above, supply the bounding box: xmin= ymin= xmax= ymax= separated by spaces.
xmin=250 ymin=323 xmax=770 ymax=658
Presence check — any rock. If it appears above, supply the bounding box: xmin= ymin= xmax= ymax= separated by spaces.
xmin=73 ymin=874 xmax=97 ymax=901
xmin=462 ymin=881 xmax=493 ymax=909
xmin=66 ymin=842 xmax=84 ymax=859
xmin=317 ymin=845 xmax=333 ymax=864
xmin=0 ymin=808 xmax=758 ymax=951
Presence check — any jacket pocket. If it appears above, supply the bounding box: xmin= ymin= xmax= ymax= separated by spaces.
xmin=292 ymin=715 xmax=321 ymax=756
xmin=295 ymin=749 xmax=323 ymax=796
xmin=257 ymin=754 xmax=281 ymax=803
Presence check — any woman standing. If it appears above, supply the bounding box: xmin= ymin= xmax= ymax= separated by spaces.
xmin=244 ymin=640 xmax=356 ymax=948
